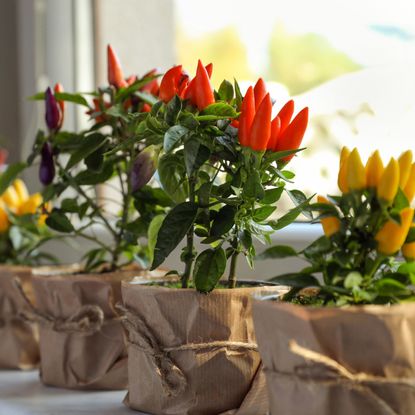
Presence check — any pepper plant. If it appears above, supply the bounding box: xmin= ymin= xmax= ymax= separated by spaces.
xmin=262 ymin=147 xmax=415 ymax=304
xmin=0 ymin=45 xmax=170 ymax=271
xmin=141 ymin=61 xmax=311 ymax=291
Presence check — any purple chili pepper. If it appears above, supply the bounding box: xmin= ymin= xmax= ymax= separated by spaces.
xmin=39 ymin=142 xmax=55 ymax=185
xmin=131 ymin=146 xmax=158 ymax=192
xmin=45 ymin=87 xmax=61 ymax=131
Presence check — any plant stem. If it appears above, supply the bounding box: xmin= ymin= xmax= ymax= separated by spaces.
xmin=228 ymin=250 xmax=239 ymax=288
xmin=182 ymin=176 xmax=196 ymax=288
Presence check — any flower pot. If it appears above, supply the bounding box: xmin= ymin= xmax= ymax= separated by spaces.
xmin=0 ymin=265 xmax=38 ymax=369
xmin=253 ymin=300 xmax=415 ymax=415
xmin=31 ymin=267 xmax=164 ymax=390
xmin=121 ymin=280 xmax=285 ymax=415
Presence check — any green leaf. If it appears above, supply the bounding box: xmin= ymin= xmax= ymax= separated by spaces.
xmin=253 ymin=206 xmax=276 ymax=222
xmin=303 ymin=236 xmax=331 ymax=258
xmin=210 ymin=205 xmax=236 ymax=237
xmin=147 ymin=214 xmax=165 ymax=264
xmin=234 ymin=79 xmax=243 ymax=109
xmin=184 ymin=140 xmax=210 ymax=176
xmin=85 ymin=147 xmax=104 ymax=172
xmin=45 ymin=210 xmax=74 ymax=233
xmin=394 ymin=188 xmax=410 ymax=210
xmin=29 ymin=91 xmax=89 ymax=107
xmin=344 ymin=272 xmax=363 ymax=289
xmin=151 ymin=202 xmax=198 ymax=269
xmin=194 ymin=247 xmax=226 ymax=293
xmin=165 ymin=95 xmax=182 ymax=125
xmin=164 ymin=125 xmax=188 ymax=153
xmin=256 ymin=245 xmax=297 ymax=260
xmin=405 ymin=227 xmax=415 ymax=244
xmin=66 ymin=133 xmax=107 ymax=170
xmin=269 ymin=197 xmax=312 ymax=231
xmin=375 ymin=278 xmax=412 ymax=296
xmin=198 ymin=182 xmax=211 ymax=207
xmin=75 ymin=161 xmax=113 ymax=185
xmin=262 ymin=187 xmax=284 ymax=205
xmin=158 ymin=154 xmax=188 ymax=203
xmin=0 ymin=162 xmax=27 ymax=194
xmin=60 ymin=198 xmax=79 ymax=213
xmin=217 ymin=80 xmax=234 ymax=102
xmin=201 ymin=102 xmax=237 ymax=118
xmin=115 ymin=76 xmax=159 ymax=103
xmin=264 ymin=148 xmax=305 ymax=165
xmin=243 ymin=171 xmax=265 ymax=200
xmin=269 ymin=273 xmax=321 ymax=288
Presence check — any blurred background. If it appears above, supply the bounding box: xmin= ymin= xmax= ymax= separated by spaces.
xmin=1 ymin=0 xmax=415 ymax=273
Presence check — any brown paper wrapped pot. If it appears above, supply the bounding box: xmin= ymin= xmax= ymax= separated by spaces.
xmin=121 ymin=281 xmax=285 ymax=415
xmin=253 ymin=300 xmax=415 ymax=415
xmin=31 ymin=268 xmax=144 ymax=390
xmin=0 ymin=265 xmax=39 ymax=369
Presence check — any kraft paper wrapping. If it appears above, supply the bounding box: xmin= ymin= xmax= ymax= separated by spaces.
xmin=122 ymin=282 xmax=285 ymax=415
xmin=31 ymin=268 xmax=150 ymax=390
xmin=253 ymin=301 xmax=415 ymax=415
xmin=0 ymin=265 xmax=38 ymax=370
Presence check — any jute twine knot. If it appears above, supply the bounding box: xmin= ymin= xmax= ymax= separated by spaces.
xmin=12 ymin=278 xmax=106 ymax=335
xmin=267 ymin=340 xmax=415 ymax=415
xmin=117 ymin=304 xmax=260 ymax=398
xmin=116 ymin=304 xmax=187 ymax=398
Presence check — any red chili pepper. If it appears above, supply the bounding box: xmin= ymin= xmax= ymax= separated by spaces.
xmin=275 ymin=107 xmax=309 ymax=161
xmin=253 ymin=78 xmax=267 ymax=110
xmin=87 ymin=98 xmax=110 ymax=123
xmin=249 ymin=93 xmax=272 ymax=151
xmin=277 ymin=100 xmax=294 ymax=133
xmin=205 ymin=63 xmax=213 ymax=78
xmin=141 ymin=69 xmax=160 ymax=96
xmin=107 ymin=44 xmax=128 ymax=89
xmin=267 ymin=116 xmax=281 ymax=150
xmin=126 ymin=75 xmax=137 ymax=86
xmin=238 ymin=86 xmax=255 ymax=147
xmin=191 ymin=60 xmax=215 ymax=110
xmin=159 ymin=65 xmax=188 ymax=103
xmin=53 ymin=83 xmax=65 ymax=129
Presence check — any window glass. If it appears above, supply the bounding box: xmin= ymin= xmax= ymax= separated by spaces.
xmin=174 ymin=0 xmax=415 ymax=201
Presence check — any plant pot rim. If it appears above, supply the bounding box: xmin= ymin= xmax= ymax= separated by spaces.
xmin=123 ymin=278 xmax=289 ymax=295
xmin=31 ymin=267 xmax=166 ymax=282
xmin=0 ymin=264 xmax=32 ymax=273
xmin=255 ymin=298 xmax=415 ymax=315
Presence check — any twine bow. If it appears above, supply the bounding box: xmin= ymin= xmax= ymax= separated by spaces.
xmin=12 ymin=278 xmax=107 ymax=335
xmin=117 ymin=304 xmax=259 ymax=398
xmin=268 ymin=340 xmax=415 ymax=415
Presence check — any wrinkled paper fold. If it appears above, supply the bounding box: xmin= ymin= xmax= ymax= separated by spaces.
xmin=32 ymin=268 xmax=153 ymax=390
xmin=253 ymin=301 xmax=415 ymax=415
xmin=0 ymin=265 xmax=38 ymax=369
xmin=122 ymin=282 xmax=283 ymax=415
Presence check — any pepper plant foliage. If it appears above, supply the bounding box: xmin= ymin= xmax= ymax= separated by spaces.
xmin=261 ymin=148 xmax=415 ymax=305
xmin=144 ymin=74 xmax=310 ymax=292
xmin=0 ymin=46 xmax=169 ymax=272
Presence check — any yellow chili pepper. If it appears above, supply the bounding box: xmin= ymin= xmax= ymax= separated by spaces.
xmin=317 ymin=195 xmax=340 ymax=237
xmin=346 ymin=148 xmax=366 ymax=191
xmin=377 ymin=158 xmax=400 ymax=204
xmin=375 ymin=207 xmax=414 ymax=255
xmin=0 ymin=201 xmax=9 ymax=233
xmin=18 ymin=193 xmax=43 ymax=215
xmin=402 ymin=226 xmax=415 ymax=261
xmin=398 ymin=150 xmax=413 ymax=189
xmin=13 ymin=179 xmax=29 ymax=205
xmin=365 ymin=150 xmax=384 ymax=188
xmin=338 ymin=147 xmax=350 ymax=193
xmin=1 ymin=186 xmax=20 ymax=211
xmin=404 ymin=163 xmax=415 ymax=203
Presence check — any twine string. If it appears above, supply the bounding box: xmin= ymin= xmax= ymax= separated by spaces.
xmin=116 ymin=304 xmax=259 ymax=398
